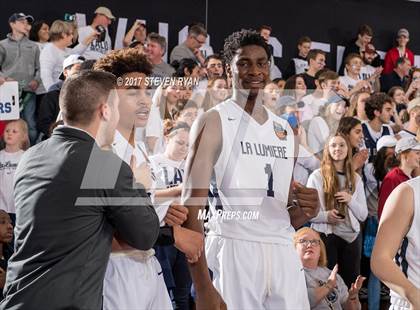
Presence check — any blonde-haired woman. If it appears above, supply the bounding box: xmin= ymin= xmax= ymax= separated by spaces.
xmin=307 ymin=133 xmax=368 ymax=288
xmin=40 ymin=20 xmax=97 ymax=90
xmin=294 ymin=227 xmax=365 ymax=310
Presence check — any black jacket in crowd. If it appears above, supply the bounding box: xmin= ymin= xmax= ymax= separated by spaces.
xmin=0 ymin=126 xmax=160 ymax=310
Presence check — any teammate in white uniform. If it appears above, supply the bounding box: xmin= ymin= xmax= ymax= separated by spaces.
xmin=95 ymin=48 xmax=203 ymax=310
xmin=93 ymin=48 xmax=172 ymax=310
xmin=372 ymin=175 xmax=420 ymax=310
xmin=182 ymin=30 xmax=320 ymax=310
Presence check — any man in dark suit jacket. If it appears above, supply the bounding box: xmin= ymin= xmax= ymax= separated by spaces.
xmin=1 ymin=70 xmax=160 ymax=309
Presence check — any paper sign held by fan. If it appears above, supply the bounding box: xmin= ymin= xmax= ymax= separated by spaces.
xmin=0 ymin=81 xmax=19 ymax=121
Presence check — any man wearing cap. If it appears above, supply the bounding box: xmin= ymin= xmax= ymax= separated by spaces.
xmin=37 ymin=55 xmax=85 ymax=140
xmin=383 ymin=28 xmax=414 ymax=75
xmin=398 ymin=98 xmax=420 ymax=140
xmin=0 ymin=13 xmax=41 ymax=144
xmin=378 ymin=137 xmax=420 ymax=219
xmin=78 ymin=6 xmax=115 ymax=60
xmin=360 ymin=43 xmax=382 ymax=92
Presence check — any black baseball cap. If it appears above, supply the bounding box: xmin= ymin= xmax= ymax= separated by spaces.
xmin=9 ymin=13 xmax=34 ymax=23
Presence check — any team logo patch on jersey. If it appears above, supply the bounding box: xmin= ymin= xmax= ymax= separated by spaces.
xmin=273 ymin=121 xmax=287 ymax=141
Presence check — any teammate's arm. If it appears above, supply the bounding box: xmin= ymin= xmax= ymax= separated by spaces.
xmin=287 ymin=132 xmax=320 ymax=228
xmin=371 ymin=183 xmax=419 ymax=308
xmin=181 ymin=110 xmax=226 ymax=309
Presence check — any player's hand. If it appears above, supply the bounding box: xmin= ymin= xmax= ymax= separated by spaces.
xmin=173 ymin=226 xmax=204 ymax=263
xmin=0 ymin=77 xmax=6 ymax=86
xmin=164 ymin=203 xmax=188 ymax=226
xmin=348 ymin=275 xmax=365 ymax=301
xmin=195 ymin=285 xmax=227 ymax=310
xmin=407 ymin=287 xmax=420 ymax=310
xmin=293 ymin=182 xmax=320 ymax=220
xmin=327 ymin=209 xmax=345 ymax=224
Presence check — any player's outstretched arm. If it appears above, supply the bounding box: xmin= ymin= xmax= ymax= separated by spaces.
xmin=182 ymin=110 xmax=226 ymax=310
xmin=371 ymin=183 xmax=419 ymax=309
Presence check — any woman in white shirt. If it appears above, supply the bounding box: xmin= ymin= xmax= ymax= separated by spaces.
xmin=39 ymin=20 xmax=96 ymax=90
xmin=307 ymin=133 xmax=368 ymax=288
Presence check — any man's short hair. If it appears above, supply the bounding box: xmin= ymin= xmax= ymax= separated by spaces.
xmin=317 ymin=70 xmax=339 ymax=84
xmin=93 ymin=48 xmax=153 ymax=77
xmin=344 ymin=53 xmax=363 ymax=66
xmin=188 ymin=24 xmax=207 ymax=38
xmin=297 ymin=36 xmax=311 ymax=45
xmin=307 ymin=49 xmax=326 ymax=62
xmin=365 ymin=92 xmax=393 ymax=120
xmin=358 ymin=24 xmax=373 ymax=37
xmin=257 ymin=25 xmax=272 ymax=33
xmin=222 ymin=29 xmax=271 ymax=65
xmin=395 ymin=56 xmax=410 ymax=68
xmin=204 ymin=54 xmax=223 ymax=66
xmin=147 ymin=32 xmax=167 ymax=54
xmin=59 ymin=70 xmax=116 ymax=125
xmin=49 ymin=20 xmax=74 ymax=42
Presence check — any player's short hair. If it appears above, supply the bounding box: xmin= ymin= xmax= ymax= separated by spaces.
xmin=93 ymin=48 xmax=153 ymax=77
xmin=222 ymin=29 xmax=271 ymax=65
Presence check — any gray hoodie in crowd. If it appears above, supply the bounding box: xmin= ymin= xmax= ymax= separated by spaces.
xmin=0 ymin=33 xmax=41 ymax=92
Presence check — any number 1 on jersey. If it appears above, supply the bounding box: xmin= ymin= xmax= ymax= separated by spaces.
xmin=264 ymin=164 xmax=274 ymax=197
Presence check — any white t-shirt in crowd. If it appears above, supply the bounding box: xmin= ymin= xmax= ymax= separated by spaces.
xmin=150 ymin=153 xmax=185 ymax=224
xmin=0 ymin=149 xmax=24 ymax=213
xmin=398 ymin=129 xmax=416 ymax=139
xmin=39 ymin=42 xmax=88 ymax=91
xmin=339 ymin=75 xmax=360 ymax=92
xmin=300 ymin=94 xmax=328 ymax=122
xmin=78 ymin=25 xmax=112 ymax=60
xmin=360 ymin=65 xmax=376 ymax=81
xmin=307 ymin=116 xmax=330 ymax=155
xmin=294 ymin=145 xmax=320 ymax=186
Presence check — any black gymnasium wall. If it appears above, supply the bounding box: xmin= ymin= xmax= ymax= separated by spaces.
xmin=1 ymin=0 xmax=420 ymax=71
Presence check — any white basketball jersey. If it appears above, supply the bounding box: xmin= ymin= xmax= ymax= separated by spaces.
xmin=208 ymin=100 xmax=295 ymax=244
xmin=391 ymin=176 xmax=420 ymax=306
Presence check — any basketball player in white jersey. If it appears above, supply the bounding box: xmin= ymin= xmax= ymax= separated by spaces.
xmin=93 ymin=48 xmax=202 ymax=309
xmin=372 ymin=175 xmax=420 ymax=310
xmin=182 ymin=30 xmax=320 ymax=309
